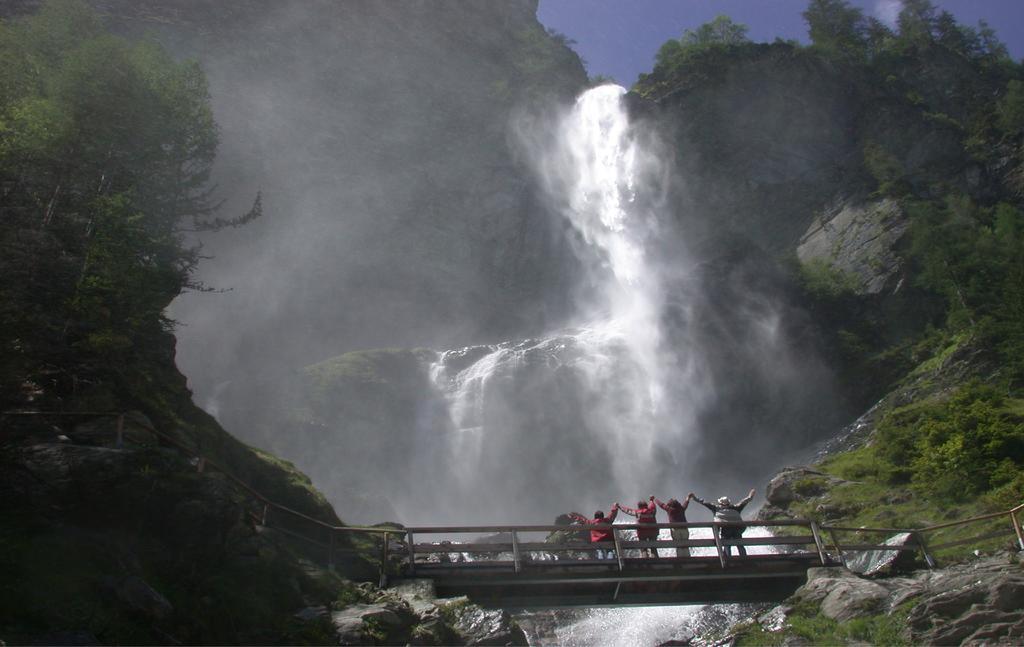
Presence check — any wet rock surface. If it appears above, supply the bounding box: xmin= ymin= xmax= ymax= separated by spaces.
xmin=326 ymin=579 xmax=528 ymax=646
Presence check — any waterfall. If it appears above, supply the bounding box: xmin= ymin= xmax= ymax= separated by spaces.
xmin=541 ymin=85 xmax=667 ymax=412
xmin=410 ymin=85 xmax=707 ymax=526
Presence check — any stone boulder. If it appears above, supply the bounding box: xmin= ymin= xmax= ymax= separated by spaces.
xmin=332 ymin=603 xmax=410 ymax=645
xmin=391 ymin=579 xmax=438 ymax=616
xmin=844 ymin=531 xmax=923 ymax=576
xmin=764 ymin=467 xmax=844 ymax=508
xmin=818 ymin=577 xmax=890 ymax=622
xmin=907 ymin=569 xmax=1024 ymax=645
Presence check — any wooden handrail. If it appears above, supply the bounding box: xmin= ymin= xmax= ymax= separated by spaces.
xmin=403 ymin=520 xmax=812 ymax=534
xmin=818 ymin=526 xmax=912 ymax=533
xmin=915 ymin=509 xmax=1016 ymax=533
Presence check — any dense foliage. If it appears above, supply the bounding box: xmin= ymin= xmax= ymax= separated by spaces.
xmin=0 ymin=1 xmax=256 ymax=409
xmin=639 ymin=0 xmax=1024 ymax=517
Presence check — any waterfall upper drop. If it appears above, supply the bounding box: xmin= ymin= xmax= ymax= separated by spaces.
xmin=545 ymin=85 xmax=666 ymax=411
xmin=404 ymin=85 xmax=703 ymax=525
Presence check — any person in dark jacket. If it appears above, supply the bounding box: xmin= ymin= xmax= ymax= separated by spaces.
xmin=618 ymin=496 xmax=659 ymax=557
xmin=568 ymin=504 xmax=619 ymax=560
xmin=690 ymin=489 xmax=756 ymax=558
xmin=655 ymin=496 xmax=691 ymax=559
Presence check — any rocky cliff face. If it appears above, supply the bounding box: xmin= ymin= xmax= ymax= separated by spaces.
xmin=155 ymin=0 xmax=586 ymax=393
xmin=632 ymin=45 xmax=865 ymax=254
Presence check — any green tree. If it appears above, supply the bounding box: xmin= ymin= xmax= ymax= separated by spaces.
xmin=802 ymin=0 xmax=866 ymax=56
xmin=650 ymin=15 xmax=751 ymax=79
xmin=0 ymin=0 xmax=253 ymax=403
xmin=680 ymin=15 xmax=749 ymax=48
xmin=897 ymin=0 xmax=939 ymax=46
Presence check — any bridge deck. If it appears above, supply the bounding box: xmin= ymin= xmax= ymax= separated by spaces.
xmin=392 ymin=553 xmax=827 ymax=608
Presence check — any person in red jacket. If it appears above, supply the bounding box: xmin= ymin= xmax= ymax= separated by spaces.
xmin=567 ymin=504 xmax=620 ymax=560
xmin=654 ymin=496 xmax=691 ymax=559
xmin=618 ymin=496 xmax=659 ymax=557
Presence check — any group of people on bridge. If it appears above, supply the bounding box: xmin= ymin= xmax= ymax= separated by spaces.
xmin=568 ymin=489 xmax=756 ymax=560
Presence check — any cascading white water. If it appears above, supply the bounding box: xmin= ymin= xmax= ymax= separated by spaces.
xmin=419 ymin=85 xmax=707 ymax=525
xmin=545 ymin=85 xmax=666 ymax=412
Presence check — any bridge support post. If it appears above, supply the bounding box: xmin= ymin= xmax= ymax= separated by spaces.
xmin=712 ymin=525 xmax=727 ymax=569
xmin=612 ymin=528 xmax=625 ymax=571
xmin=827 ymin=528 xmax=847 ymax=568
xmin=406 ymin=531 xmax=416 ymax=576
xmin=810 ymin=522 xmax=828 ymax=565
xmin=379 ymin=532 xmax=390 ymax=588
xmin=1011 ymin=510 xmax=1024 ymax=551
xmin=511 ymin=530 xmax=522 ymax=573
xmin=913 ymin=532 xmax=937 ymax=569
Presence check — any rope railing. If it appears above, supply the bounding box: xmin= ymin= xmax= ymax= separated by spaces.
xmin=6 ymin=410 xmax=1023 ymax=590
xmin=2 ymin=410 xmax=404 ymax=585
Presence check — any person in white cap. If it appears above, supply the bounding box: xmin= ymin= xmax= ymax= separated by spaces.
xmin=689 ymin=489 xmax=756 ymax=557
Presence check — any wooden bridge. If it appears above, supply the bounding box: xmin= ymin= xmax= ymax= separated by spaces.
xmin=374 ymin=510 xmax=1024 ymax=607
xmin=8 ymin=410 xmax=1024 ymax=609
xmin=390 ymin=521 xmax=834 ymax=608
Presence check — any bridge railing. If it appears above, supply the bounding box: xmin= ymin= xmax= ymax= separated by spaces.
xmin=396 ymin=519 xmax=832 ymax=574
xmin=822 ymin=502 xmax=1024 ymax=569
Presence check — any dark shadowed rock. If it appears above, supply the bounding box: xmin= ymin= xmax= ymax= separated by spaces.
xmin=115 ymin=576 xmax=174 ymax=622
xmin=28 ymin=631 xmax=101 ymax=646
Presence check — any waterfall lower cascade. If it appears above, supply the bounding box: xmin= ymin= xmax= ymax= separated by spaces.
xmin=417 ymin=85 xmax=706 ymax=526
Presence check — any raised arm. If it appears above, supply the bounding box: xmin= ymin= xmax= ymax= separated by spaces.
xmin=691 ymin=495 xmax=717 ymax=513
xmin=735 ymin=488 xmax=756 ymax=512
xmin=567 ymin=512 xmax=587 ymax=524
xmin=654 ymin=497 xmax=669 ymax=511
xmin=618 ymin=504 xmax=639 ymax=517
xmin=607 ymin=505 xmax=619 ymax=522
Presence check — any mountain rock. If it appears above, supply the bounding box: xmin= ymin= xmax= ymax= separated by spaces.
xmin=764 ymin=467 xmax=848 ymax=508
xmin=797 ymin=197 xmax=908 ymax=295
xmin=742 ymin=554 xmax=1024 ymax=645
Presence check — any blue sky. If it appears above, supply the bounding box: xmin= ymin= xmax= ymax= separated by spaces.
xmin=537 ymin=0 xmax=1024 ymax=85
